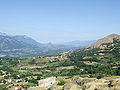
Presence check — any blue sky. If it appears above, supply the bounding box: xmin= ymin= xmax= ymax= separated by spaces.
xmin=0 ymin=0 xmax=120 ymax=43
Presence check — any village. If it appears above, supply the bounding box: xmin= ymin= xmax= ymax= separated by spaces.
xmin=0 ymin=69 xmax=120 ymax=90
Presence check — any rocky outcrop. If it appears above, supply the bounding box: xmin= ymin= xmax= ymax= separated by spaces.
xmin=38 ymin=77 xmax=57 ymax=88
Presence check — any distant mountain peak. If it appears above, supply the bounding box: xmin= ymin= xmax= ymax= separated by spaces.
xmin=47 ymin=42 xmax=53 ymax=45
xmin=0 ymin=32 xmax=7 ymax=36
xmin=14 ymin=35 xmax=29 ymax=38
xmin=46 ymin=42 xmax=55 ymax=49
xmin=87 ymin=33 xmax=120 ymax=49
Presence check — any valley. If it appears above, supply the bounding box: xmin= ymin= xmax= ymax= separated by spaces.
xmin=0 ymin=34 xmax=120 ymax=90
xmin=0 ymin=32 xmax=91 ymax=57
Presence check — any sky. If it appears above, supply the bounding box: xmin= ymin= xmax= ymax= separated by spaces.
xmin=0 ymin=0 xmax=120 ymax=43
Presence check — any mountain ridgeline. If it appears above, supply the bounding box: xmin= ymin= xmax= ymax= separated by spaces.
xmin=0 ymin=34 xmax=42 ymax=57
xmin=87 ymin=34 xmax=120 ymax=49
xmin=0 ymin=32 xmax=93 ymax=57
xmin=0 ymin=32 xmax=119 ymax=57
xmin=13 ymin=35 xmax=43 ymax=47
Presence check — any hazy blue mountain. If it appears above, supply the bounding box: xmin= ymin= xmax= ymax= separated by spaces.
xmin=64 ymin=40 xmax=96 ymax=47
xmin=0 ymin=33 xmax=43 ymax=57
xmin=0 ymin=36 xmax=24 ymax=50
xmin=43 ymin=42 xmax=57 ymax=51
xmin=0 ymin=32 xmax=96 ymax=57
xmin=0 ymin=32 xmax=7 ymax=36
xmin=13 ymin=35 xmax=43 ymax=47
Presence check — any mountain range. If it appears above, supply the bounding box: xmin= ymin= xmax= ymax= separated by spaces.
xmin=0 ymin=32 xmax=94 ymax=57
xmin=0 ymin=32 xmax=120 ymax=57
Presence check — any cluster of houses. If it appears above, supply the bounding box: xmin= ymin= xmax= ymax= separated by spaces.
xmin=0 ymin=70 xmax=24 ymax=90
xmin=0 ymin=70 xmax=57 ymax=90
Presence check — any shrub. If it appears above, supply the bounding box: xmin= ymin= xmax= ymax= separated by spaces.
xmin=57 ymin=80 xmax=65 ymax=86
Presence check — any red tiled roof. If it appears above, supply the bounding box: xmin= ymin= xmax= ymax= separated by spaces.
xmin=16 ymin=86 xmax=22 ymax=88
xmin=106 ymin=78 xmax=114 ymax=80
